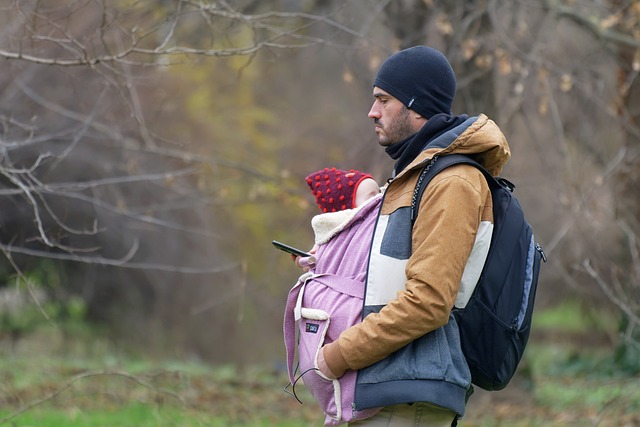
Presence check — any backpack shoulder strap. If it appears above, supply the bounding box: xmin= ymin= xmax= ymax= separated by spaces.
xmin=410 ymin=154 xmax=506 ymax=222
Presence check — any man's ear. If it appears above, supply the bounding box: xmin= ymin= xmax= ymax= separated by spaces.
xmin=409 ymin=109 xmax=424 ymax=120
xmin=412 ymin=113 xmax=427 ymax=123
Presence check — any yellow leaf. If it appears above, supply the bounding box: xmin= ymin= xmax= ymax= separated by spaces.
xmin=560 ymin=74 xmax=573 ymax=92
xmin=474 ymin=54 xmax=493 ymax=70
xmin=436 ymin=14 xmax=453 ymax=36
xmin=497 ymin=49 xmax=512 ymax=76
xmin=461 ymin=39 xmax=479 ymax=61
xmin=538 ymin=66 xmax=549 ymax=81
xmin=539 ymin=95 xmax=548 ymax=116
xmin=343 ymin=69 xmax=354 ymax=83
xmin=600 ymin=12 xmax=621 ymax=30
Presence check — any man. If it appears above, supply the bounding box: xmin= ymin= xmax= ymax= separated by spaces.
xmin=316 ymin=46 xmax=511 ymax=425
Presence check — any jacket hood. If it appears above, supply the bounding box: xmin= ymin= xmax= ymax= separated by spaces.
xmin=402 ymin=114 xmax=511 ymax=177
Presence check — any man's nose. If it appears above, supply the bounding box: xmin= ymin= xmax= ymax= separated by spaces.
xmin=368 ymin=103 xmax=380 ymax=119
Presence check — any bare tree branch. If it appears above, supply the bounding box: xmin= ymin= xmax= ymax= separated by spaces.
xmin=545 ymin=147 xmax=627 ymax=254
xmin=0 ymin=241 xmax=239 ymax=274
xmin=545 ymin=0 xmax=640 ymax=49
xmin=583 ymin=257 xmax=640 ymax=335
xmin=0 ymin=0 xmax=367 ymax=67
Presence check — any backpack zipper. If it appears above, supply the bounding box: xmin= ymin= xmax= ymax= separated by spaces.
xmin=511 ymin=243 xmax=548 ymax=331
xmin=536 ymin=243 xmax=547 ymax=262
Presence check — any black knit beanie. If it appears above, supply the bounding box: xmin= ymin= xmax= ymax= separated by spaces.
xmin=374 ymin=46 xmax=456 ymax=119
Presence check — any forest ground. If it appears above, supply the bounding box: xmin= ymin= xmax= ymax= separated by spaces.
xmin=0 ymin=302 xmax=638 ymax=426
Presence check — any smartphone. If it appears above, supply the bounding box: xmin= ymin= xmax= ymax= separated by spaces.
xmin=272 ymin=240 xmax=312 ymax=258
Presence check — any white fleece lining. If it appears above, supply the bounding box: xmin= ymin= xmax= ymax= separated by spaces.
xmin=300 ymin=308 xmax=329 ymax=321
xmin=311 ymin=194 xmax=382 ymax=245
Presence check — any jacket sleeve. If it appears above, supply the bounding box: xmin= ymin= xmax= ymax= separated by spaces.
xmin=323 ymin=166 xmax=490 ymax=375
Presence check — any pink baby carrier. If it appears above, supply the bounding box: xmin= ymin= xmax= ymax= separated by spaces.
xmin=283 ymin=271 xmax=380 ymax=425
xmin=282 ymin=196 xmax=382 ymax=425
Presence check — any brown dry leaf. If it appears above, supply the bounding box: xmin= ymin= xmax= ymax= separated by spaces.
xmin=197 ymin=175 xmax=206 ymax=191
xmin=461 ymin=38 xmax=480 ymax=61
xmin=560 ymin=74 xmax=573 ymax=92
xmin=436 ymin=14 xmax=453 ymax=35
xmin=369 ymin=54 xmax=382 ymax=72
xmin=474 ymin=54 xmax=493 ymax=70
xmin=539 ymin=95 xmax=549 ymax=116
xmin=538 ymin=66 xmax=549 ymax=82
xmin=600 ymin=12 xmax=621 ymax=30
xmin=497 ymin=49 xmax=512 ymax=76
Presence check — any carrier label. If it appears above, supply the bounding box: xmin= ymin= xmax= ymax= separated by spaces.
xmin=305 ymin=323 xmax=319 ymax=333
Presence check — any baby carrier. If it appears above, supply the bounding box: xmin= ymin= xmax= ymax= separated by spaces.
xmin=282 ymin=195 xmax=383 ymax=425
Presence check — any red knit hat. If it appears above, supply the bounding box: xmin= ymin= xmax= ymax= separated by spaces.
xmin=305 ymin=167 xmax=374 ymax=213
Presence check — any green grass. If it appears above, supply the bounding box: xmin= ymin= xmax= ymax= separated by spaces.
xmin=2 ymin=404 xmax=203 ymax=427
xmin=0 ymin=347 xmax=321 ymax=427
xmin=532 ymin=298 xmax=617 ymax=333
xmin=0 ymin=301 xmax=638 ymax=426
xmin=1 ymin=403 xmax=317 ymax=427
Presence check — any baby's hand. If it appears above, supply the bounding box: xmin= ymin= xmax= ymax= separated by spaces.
xmin=293 ymin=245 xmax=318 ymax=271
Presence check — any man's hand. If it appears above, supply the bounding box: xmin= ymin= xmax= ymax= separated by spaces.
xmin=317 ymin=346 xmax=339 ymax=379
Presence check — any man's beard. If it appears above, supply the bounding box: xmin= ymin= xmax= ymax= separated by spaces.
xmin=375 ymin=108 xmax=414 ymax=147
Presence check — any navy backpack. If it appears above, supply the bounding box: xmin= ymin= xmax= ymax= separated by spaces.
xmin=411 ymin=154 xmax=547 ymax=391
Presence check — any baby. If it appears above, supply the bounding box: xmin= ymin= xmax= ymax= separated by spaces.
xmin=296 ymin=167 xmax=381 ymax=269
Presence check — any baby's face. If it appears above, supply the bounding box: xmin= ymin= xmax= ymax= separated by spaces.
xmin=354 ymin=178 xmax=380 ymax=207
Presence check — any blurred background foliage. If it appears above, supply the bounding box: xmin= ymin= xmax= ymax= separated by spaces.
xmin=0 ymin=0 xmax=639 ymax=382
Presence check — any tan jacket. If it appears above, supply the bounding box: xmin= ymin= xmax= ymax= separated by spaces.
xmin=324 ymin=115 xmax=511 ymax=408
